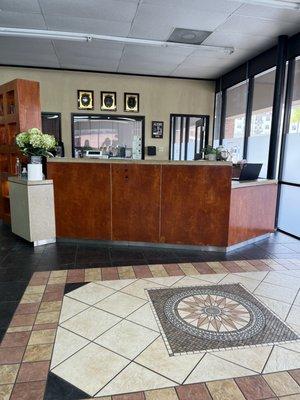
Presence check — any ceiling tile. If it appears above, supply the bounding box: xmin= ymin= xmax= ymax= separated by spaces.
xmin=0 ymin=0 xmax=41 ymax=13
xmin=129 ymin=2 xmax=233 ymax=40
xmin=40 ymin=0 xmax=138 ymax=22
xmin=202 ymin=31 xmax=277 ymax=51
xmin=216 ymin=14 xmax=300 ymax=37
xmin=59 ymin=57 xmax=120 ymax=71
xmin=142 ymin=0 xmax=243 ymax=14
xmin=235 ymin=3 xmax=300 ymax=24
xmin=0 ymin=11 xmax=46 ymax=29
xmin=44 ymin=14 xmax=132 ymax=36
xmin=53 ymin=40 xmax=124 ymax=60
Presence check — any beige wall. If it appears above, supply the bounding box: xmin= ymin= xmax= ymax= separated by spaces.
xmin=0 ymin=66 xmax=215 ymax=159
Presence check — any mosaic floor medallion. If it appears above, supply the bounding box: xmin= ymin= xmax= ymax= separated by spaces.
xmin=147 ymin=283 xmax=299 ymax=355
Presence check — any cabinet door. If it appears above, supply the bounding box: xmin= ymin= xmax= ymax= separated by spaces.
xmin=160 ymin=165 xmax=231 ymax=246
xmin=111 ymin=164 xmax=161 ymax=242
xmin=48 ymin=162 xmax=111 ymax=240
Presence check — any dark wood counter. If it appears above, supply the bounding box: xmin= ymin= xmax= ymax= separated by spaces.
xmin=47 ymin=159 xmax=277 ymax=250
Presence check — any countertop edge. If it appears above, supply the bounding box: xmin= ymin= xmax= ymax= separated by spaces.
xmin=231 ymin=179 xmax=278 ymax=189
xmin=47 ymin=158 xmax=232 ymax=166
xmin=8 ymin=177 xmax=53 ymax=186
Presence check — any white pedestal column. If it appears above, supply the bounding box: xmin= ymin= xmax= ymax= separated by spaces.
xmin=8 ymin=177 xmax=56 ymax=246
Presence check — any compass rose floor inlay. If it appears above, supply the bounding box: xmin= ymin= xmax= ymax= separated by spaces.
xmin=147 ymin=283 xmax=299 ymax=355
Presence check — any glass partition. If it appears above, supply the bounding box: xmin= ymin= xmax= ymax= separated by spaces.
xmin=222 ymin=81 xmax=248 ymax=158
xmin=277 ymin=57 xmax=300 ymax=238
xmin=247 ymin=68 xmax=276 ymax=178
xmin=73 ymin=115 xmax=144 ymax=159
xmin=213 ymin=92 xmax=222 ymax=148
xmin=170 ymin=115 xmax=209 ymax=160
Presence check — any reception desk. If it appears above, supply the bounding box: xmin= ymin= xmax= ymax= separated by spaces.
xmin=47 ymin=159 xmax=277 ymax=251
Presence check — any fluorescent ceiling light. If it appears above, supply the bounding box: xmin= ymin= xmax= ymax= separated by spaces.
xmin=0 ymin=27 xmax=234 ymax=54
xmin=242 ymin=0 xmax=300 ymax=9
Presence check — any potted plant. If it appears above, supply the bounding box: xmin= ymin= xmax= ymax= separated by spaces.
xmin=16 ymin=128 xmax=56 ymax=180
xmin=204 ymin=145 xmax=219 ymax=161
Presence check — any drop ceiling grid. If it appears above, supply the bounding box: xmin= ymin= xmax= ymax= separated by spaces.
xmin=0 ymin=0 xmax=299 ymax=78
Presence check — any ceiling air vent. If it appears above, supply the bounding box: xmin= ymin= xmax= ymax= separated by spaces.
xmin=167 ymin=28 xmax=212 ymax=45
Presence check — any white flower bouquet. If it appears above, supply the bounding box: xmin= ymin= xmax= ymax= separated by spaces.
xmin=16 ymin=128 xmax=56 ymax=157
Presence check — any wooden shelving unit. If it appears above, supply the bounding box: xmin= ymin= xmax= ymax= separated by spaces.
xmin=0 ymin=79 xmax=41 ymax=224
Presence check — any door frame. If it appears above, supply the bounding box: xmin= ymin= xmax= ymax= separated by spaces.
xmin=169 ymin=114 xmax=210 ymax=160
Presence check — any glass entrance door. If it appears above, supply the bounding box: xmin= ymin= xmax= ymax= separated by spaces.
xmin=170 ymin=114 xmax=209 ymax=161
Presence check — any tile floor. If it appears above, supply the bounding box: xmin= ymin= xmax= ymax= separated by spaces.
xmin=1 ymin=258 xmax=300 ymax=399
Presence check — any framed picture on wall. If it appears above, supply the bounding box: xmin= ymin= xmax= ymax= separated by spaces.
xmin=124 ymin=93 xmax=139 ymax=112
xmin=101 ymin=91 xmax=117 ymax=111
xmin=152 ymin=121 xmax=164 ymax=139
xmin=77 ymin=90 xmax=94 ymax=110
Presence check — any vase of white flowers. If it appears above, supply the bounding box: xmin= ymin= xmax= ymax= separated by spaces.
xmin=16 ymin=128 xmax=56 ymax=181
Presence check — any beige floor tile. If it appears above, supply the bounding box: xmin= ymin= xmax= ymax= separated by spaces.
xmin=254 ymin=282 xmax=298 ymax=303
xmin=96 ymin=278 xmax=136 ymax=291
xmin=121 ymin=279 xmax=164 ymax=300
xmin=145 ymin=387 xmax=178 ymax=400
xmin=185 ymin=353 xmax=255 ymax=384
xmin=50 ymin=327 xmax=89 ymax=369
xmin=39 ymin=300 xmax=62 ymax=313
xmin=171 ymin=276 xmax=212 ymax=288
xmin=255 ymin=295 xmax=291 ymax=319
xmin=190 ymin=273 xmax=227 ymax=284
xmin=0 ymin=384 xmax=13 ymax=400
xmin=95 ymin=291 xmax=147 ymax=318
xmin=61 ymin=307 xmax=121 ymax=340
xmin=144 ymin=276 xmax=183 ymax=287
xmin=294 ymin=292 xmax=300 ymax=307
xmin=66 ymin=282 xmax=115 ymax=305
xmin=279 ymin=341 xmax=300 ymax=352
xmin=207 ymin=262 xmax=228 ymax=273
xmin=85 ymin=268 xmax=101 ymax=282
xmin=50 ymin=270 xmax=67 ymax=278
xmin=178 ymin=263 xmax=199 ymax=275
xmin=95 ymin=320 xmax=159 ymax=359
xmin=52 ymin=342 xmax=129 ymax=396
xmin=149 ymin=265 xmax=169 ymax=277
xmin=97 ymin=361 xmax=175 ymax=397
xmin=135 ymin=337 xmax=203 ymax=384
xmin=263 ymin=371 xmax=300 ymax=396
xmin=59 ymin=296 xmax=89 ymax=323
xmin=234 ymin=271 xmax=268 ymax=281
xmin=286 ymin=305 xmax=300 ymax=327
xmin=264 ymin=272 xmax=300 ymax=289
xmin=279 ymin=270 xmax=300 ymax=278
xmin=126 ymin=303 xmax=159 ymax=332
xmin=20 ymin=292 xmax=43 ymax=304
xmin=206 ymin=379 xmax=246 ymax=400
xmin=0 ymin=364 xmax=19 ymax=384
xmin=48 ymin=276 xmax=67 ymax=285
xmin=215 ymin=346 xmax=272 ymax=373
xmin=35 ymin=311 xmax=60 ymax=324
xmin=25 ymin=285 xmax=46 ymax=294
xmin=263 ymin=346 xmax=300 ymax=373
xmin=278 ymin=394 xmax=300 ymax=399
xmin=118 ymin=266 xmax=136 ymax=279
xmin=218 ymin=274 xmax=260 ymax=292
xmin=235 ymin=260 xmax=257 ymax=271
xmin=23 ymin=343 xmax=53 ymax=362
xmin=28 ymin=328 xmax=56 ymax=345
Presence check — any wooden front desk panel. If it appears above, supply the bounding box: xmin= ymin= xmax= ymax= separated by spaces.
xmin=160 ymin=165 xmax=232 ymax=246
xmin=48 ymin=162 xmax=111 ymax=240
xmin=228 ymin=184 xmax=277 ymax=246
xmin=111 ymin=164 xmax=161 ymax=242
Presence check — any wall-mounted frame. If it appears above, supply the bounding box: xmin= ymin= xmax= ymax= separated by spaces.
xmin=101 ymin=91 xmax=117 ymax=111
xmin=77 ymin=90 xmax=94 ymax=110
xmin=152 ymin=121 xmax=164 ymax=139
xmin=124 ymin=93 xmax=139 ymax=112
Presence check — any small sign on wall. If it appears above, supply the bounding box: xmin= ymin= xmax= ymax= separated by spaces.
xmin=152 ymin=121 xmax=164 ymax=139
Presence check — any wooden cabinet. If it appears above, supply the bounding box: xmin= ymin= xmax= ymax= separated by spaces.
xmin=0 ymin=79 xmax=41 ymax=224
xmin=111 ymin=164 xmax=161 ymax=242
xmin=160 ymin=165 xmax=232 ymax=246
xmin=49 ymin=162 xmax=111 ymax=240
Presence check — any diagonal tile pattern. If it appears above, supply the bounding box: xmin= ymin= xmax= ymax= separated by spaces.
xmin=1 ymin=254 xmax=300 ymax=399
